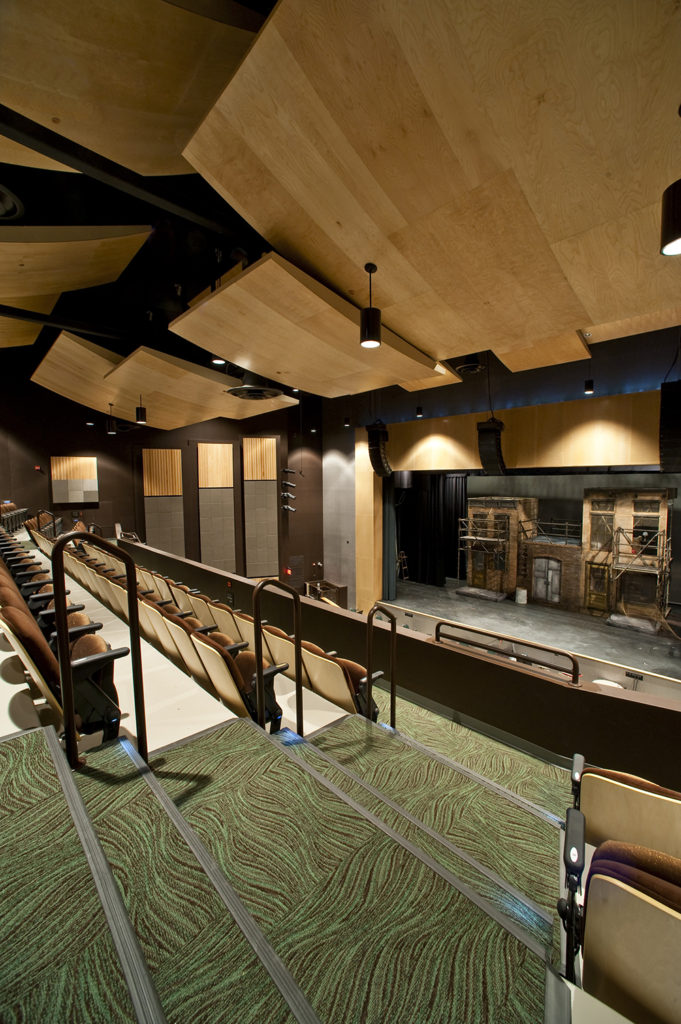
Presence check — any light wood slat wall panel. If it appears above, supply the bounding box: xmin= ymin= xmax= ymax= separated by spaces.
xmin=355 ymin=433 xmax=383 ymax=614
xmin=50 ymin=456 xmax=97 ymax=481
xmin=198 ymin=443 xmax=233 ymax=488
xmin=142 ymin=449 xmax=183 ymax=496
xmin=243 ymin=437 xmax=277 ymax=480
xmin=387 ymin=392 xmax=660 ymax=472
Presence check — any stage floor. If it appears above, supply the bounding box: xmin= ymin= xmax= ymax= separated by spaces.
xmin=392 ymin=579 xmax=681 ymax=682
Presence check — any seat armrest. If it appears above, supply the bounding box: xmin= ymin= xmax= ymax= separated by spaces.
xmin=50 ymin=622 xmax=103 ymax=645
xmin=571 ymin=753 xmax=585 ymax=806
xmin=262 ymin=662 xmax=288 ymax=683
xmin=563 ymin=807 xmax=585 ymax=891
xmin=223 ymin=640 xmax=249 ymax=654
xmin=38 ymin=603 xmax=85 ymax=622
xmin=325 ymin=650 xmax=338 ymax=657
xmin=193 ymin=624 xmax=217 ymax=634
xmin=71 ymin=646 xmax=130 ymax=680
xmin=360 ymin=669 xmax=384 ymax=686
xmin=14 ymin=568 xmax=44 ymax=580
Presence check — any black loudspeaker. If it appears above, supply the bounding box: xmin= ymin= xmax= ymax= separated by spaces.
xmin=477 ymin=417 xmax=506 ymax=475
xmin=659 ymin=380 xmax=681 ymax=472
xmin=366 ymin=422 xmax=392 ymax=477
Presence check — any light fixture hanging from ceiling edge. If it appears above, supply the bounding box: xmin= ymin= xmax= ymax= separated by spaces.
xmin=661 ymin=176 xmax=681 ymax=255
xmin=360 ymin=262 xmax=381 ymax=348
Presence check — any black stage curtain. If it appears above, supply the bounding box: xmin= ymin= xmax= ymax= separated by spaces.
xmin=396 ymin=473 xmax=446 ymax=586
xmin=382 ymin=475 xmax=397 ymax=601
xmin=444 ymin=473 xmax=467 ymax=580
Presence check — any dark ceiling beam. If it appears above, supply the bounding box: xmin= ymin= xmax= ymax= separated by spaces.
xmin=0 ymin=302 xmax=124 ymax=340
xmin=0 ymin=103 xmax=228 ymax=234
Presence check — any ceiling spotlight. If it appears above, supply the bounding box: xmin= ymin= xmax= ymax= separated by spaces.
xmin=292 ymin=387 xmax=299 ymax=393
xmin=85 ymin=420 xmax=95 ymax=427
xmin=135 ymin=394 xmax=147 ymax=425
xmin=416 ymin=406 xmax=423 ymax=419
xmin=344 ymin=416 xmax=350 ymax=428
xmin=360 ymin=262 xmax=381 ymax=348
xmin=311 ymin=426 xmax=317 ymax=433
xmin=106 ymin=403 xmax=116 ymax=435
xmin=661 ymin=177 xmax=681 ymax=255
xmin=211 ymin=355 xmax=226 ymax=365
xmin=584 ymin=379 xmax=594 ymax=395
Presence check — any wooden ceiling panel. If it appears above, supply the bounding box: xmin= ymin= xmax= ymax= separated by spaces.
xmin=183 ymin=0 xmax=681 ymax=374
xmin=30 ymin=333 xmax=297 ymax=429
xmin=496 ymin=331 xmax=590 ymax=373
xmin=0 ymin=0 xmax=258 ymax=175
xmin=170 ymin=253 xmax=459 ymax=397
xmin=0 ymin=226 xmax=149 ymax=297
xmin=0 ymin=293 xmax=58 ymax=348
xmin=0 ymin=139 xmax=76 ymax=173
xmin=582 ymin=307 xmax=681 ymax=346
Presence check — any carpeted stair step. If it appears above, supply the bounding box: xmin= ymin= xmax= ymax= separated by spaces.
xmin=76 ymin=735 xmax=320 ymax=1024
xmin=150 ymin=717 xmax=549 ymax=1023
xmin=373 ymin=688 xmax=569 ymax=817
xmin=280 ymin=728 xmax=556 ymax=958
xmin=307 ymin=714 xmax=563 ymax=933
xmin=0 ymin=728 xmax=159 ymax=1022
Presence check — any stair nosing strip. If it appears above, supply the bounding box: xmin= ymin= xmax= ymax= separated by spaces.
xmin=359 ymin=716 xmax=563 ymax=827
xmin=119 ymin=737 xmax=323 ymax=1024
xmin=43 ymin=727 xmax=167 ymax=1024
xmin=247 ymin=720 xmax=549 ymax=962
xmin=294 ymin=735 xmax=552 ymax=927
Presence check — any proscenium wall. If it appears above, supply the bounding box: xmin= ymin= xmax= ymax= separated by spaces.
xmin=322 ymin=410 xmax=356 ymax=608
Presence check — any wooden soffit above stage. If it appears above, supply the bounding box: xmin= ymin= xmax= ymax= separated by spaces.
xmin=170 ymin=252 xmax=458 ymax=398
xmin=31 ymin=334 xmax=298 ymax=429
xmin=184 ymin=0 xmax=681 ymax=374
xmin=0 ymin=225 xmax=149 ymax=348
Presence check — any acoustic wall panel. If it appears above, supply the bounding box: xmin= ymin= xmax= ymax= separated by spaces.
xmin=50 ymin=456 xmax=98 ymax=504
xmin=142 ymin=448 xmax=185 ymax=556
xmin=198 ymin=443 xmax=236 ymax=572
xmin=242 ymin=437 xmax=278 ymax=578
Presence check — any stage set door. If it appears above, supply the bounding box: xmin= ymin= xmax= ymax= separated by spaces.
xmin=533 ymin=557 xmax=561 ymax=603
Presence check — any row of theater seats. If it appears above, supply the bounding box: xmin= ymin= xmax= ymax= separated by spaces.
xmin=558 ymin=755 xmax=681 ymax=1020
xmin=51 ymin=534 xmax=378 ymax=729
xmin=0 ymin=502 xmax=28 ymax=532
xmin=0 ymin=526 xmax=127 ymax=741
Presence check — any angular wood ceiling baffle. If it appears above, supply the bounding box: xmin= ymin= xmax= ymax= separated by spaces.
xmin=31 ymin=333 xmax=298 ymax=429
xmin=183 ymin=0 xmax=681 ymax=374
xmin=0 ymin=0 xmax=263 ymax=176
xmin=169 ymin=252 xmax=458 ymax=398
xmin=0 ymin=225 xmax=149 ymax=348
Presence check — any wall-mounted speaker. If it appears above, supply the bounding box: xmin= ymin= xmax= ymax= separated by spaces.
xmin=477 ymin=417 xmax=506 ymax=475
xmin=659 ymin=380 xmax=681 ymax=472
xmin=366 ymin=421 xmax=392 ymax=478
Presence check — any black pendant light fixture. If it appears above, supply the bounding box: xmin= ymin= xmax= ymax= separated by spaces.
xmin=584 ymin=378 xmax=594 ymax=395
xmin=661 ymin=177 xmax=681 ymax=255
xmin=360 ymin=262 xmax=381 ymax=348
xmin=135 ymin=394 xmax=147 ymax=425
xmin=106 ymin=403 xmax=116 ymax=435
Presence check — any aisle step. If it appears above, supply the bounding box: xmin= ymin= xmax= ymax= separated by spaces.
xmin=150 ymin=718 xmax=549 ymax=1023
xmin=76 ymin=735 xmax=320 ymax=1024
xmin=307 ymin=715 xmax=564 ymax=932
xmin=0 ymin=728 xmax=157 ymax=1023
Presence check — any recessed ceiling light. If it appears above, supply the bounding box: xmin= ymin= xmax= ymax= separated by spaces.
xmin=85 ymin=421 xmax=95 ymax=427
xmin=211 ymin=356 xmax=226 ymax=365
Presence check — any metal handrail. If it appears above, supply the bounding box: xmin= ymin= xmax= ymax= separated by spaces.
xmin=252 ymin=579 xmax=303 ymax=735
xmin=52 ymin=531 xmax=148 ymax=768
xmin=434 ymin=618 xmax=580 ymax=686
xmin=36 ymin=508 xmax=58 ymax=537
xmin=366 ymin=604 xmax=398 ymax=728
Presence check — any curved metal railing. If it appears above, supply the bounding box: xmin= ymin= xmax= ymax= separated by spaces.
xmin=252 ymin=578 xmax=303 ymax=735
xmin=434 ymin=618 xmax=580 ymax=686
xmin=366 ymin=604 xmax=398 ymax=727
xmin=51 ymin=531 xmax=148 ymax=768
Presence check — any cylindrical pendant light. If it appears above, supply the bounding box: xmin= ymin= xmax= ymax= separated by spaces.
xmin=661 ymin=178 xmax=681 ymax=255
xmin=360 ymin=262 xmax=381 ymax=348
xmin=135 ymin=394 xmax=147 ymax=424
xmin=106 ymin=403 xmax=116 ymax=435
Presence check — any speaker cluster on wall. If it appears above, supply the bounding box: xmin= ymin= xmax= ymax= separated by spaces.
xmin=659 ymin=380 xmax=681 ymax=472
xmin=476 ymin=416 xmax=506 ymax=475
xmin=366 ymin=421 xmax=392 ymax=478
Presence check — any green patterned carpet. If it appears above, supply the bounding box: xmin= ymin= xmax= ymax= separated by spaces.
xmin=151 ymin=719 xmax=548 ymax=1023
xmin=0 ymin=730 xmax=137 ymax=1023
xmin=374 ymin=688 xmax=570 ymax=816
xmin=76 ymin=739 xmax=296 ymax=1024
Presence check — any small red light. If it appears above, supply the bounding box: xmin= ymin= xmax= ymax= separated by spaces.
xmin=285 ymin=567 xmax=292 ymax=576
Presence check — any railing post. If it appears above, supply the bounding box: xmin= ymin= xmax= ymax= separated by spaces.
xmin=252 ymin=579 xmax=303 ymax=736
xmin=366 ymin=604 xmax=398 ymax=728
xmin=51 ymin=531 xmax=148 ymax=768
